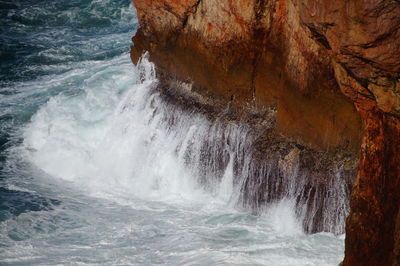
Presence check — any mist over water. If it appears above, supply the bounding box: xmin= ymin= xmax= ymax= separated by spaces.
xmin=0 ymin=0 xmax=345 ymax=265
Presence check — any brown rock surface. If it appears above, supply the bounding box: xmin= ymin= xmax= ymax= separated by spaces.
xmin=131 ymin=0 xmax=363 ymax=153
xmin=131 ymin=0 xmax=400 ymax=264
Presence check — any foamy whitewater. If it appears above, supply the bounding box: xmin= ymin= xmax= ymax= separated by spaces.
xmin=0 ymin=0 xmax=344 ymax=265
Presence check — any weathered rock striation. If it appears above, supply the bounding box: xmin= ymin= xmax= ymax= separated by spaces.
xmin=130 ymin=0 xmax=400 ymax=264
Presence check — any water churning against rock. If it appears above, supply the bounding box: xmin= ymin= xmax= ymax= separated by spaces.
xmin=0 ymin=0 xmax=346 ymax=264
xmin=116 ymin=54 xmax=350 ymax=235
xmin=24 ymin=52 xmax=349 ymax=233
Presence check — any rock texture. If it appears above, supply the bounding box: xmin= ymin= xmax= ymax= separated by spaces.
xmin=298 ymin=2 xmax=400 ymax=265
xmin=131 ymin=0 xmax=400 ymax=264
xmin=131 ymin=0 xmax=363 ymax=153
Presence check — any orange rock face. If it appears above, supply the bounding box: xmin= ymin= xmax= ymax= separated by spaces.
xmin=334 ymin=61 xmax=400 ymax=265
xmin=299 ymin=1 xmax=400 ymax=264
xmin=131 ymin=0 xmax=400 ymax=264
xmin=131 ymin=0 xmax=363 ymax=153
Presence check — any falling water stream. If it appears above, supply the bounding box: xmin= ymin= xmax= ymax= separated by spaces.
xmin=0 ymin=0 xmax=345 ymax=265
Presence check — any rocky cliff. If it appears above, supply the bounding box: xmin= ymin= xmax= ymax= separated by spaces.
xmin=130 ymin=0 xmax=400 ymax=264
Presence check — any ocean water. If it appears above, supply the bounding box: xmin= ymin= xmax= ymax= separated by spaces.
xmin=0 ymin=0 xmax=345 ymax=265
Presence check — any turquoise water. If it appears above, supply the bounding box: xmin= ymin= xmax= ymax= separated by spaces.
xmin=0 ymin=1 xmax=344 ymax=265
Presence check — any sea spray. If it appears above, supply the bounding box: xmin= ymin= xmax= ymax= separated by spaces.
xmin=0 ymin=0 xmax=347 ymax=263
xmin=24 ymin=53 xmax=349 ymax=234
xmin=1 ymin=53 xmax=345 ymax=265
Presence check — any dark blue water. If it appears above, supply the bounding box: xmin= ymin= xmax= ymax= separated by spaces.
xmin=0 ymin=0 xmax=135 ymax=217
xmin=0 ymin=1 xmax=345 ymax=265
xmin=0 ymin=1 xmax=139 ymax=262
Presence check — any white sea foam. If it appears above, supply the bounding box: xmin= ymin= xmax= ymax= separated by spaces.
xmin=23 ymin=54 xmax=205 ymax=204
xmin=1 ymin=53 xmax=346 ymax=265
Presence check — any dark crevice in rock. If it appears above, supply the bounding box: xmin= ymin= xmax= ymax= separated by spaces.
xmin=337 ymin=62 xmax=374 ymax=95
xmin=250 ymin=0 xmax=269 ymax=108
xmin=365 ymin=0 xmax=400 ymax=17
xmin=157 ymin=3 xmax=182 ymax=21
xmin=341 ymin=47 xmax=398 ymax=75
xmin=359 ymin=26 xmax=400 ymax=49
xmin=305 ymin=23 xmax=332 ymax=50
xmin=339 ymin=82 xmax=375 ymax=100
xmin=181 ymin=0 xmax=202 ymax=30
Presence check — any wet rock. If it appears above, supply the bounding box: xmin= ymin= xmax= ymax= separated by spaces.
xmin=130 ymin=0 xmax=400 ymax=263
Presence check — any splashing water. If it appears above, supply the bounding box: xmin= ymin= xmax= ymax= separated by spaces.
xmin=0 ymin=0 xmax=345 ymax=265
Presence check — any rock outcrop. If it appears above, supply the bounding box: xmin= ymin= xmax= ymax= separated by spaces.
xmin=131 ymin=0 xmax=363 ymax=152
xmin=130 ymin=0 xmax=400 ymax=264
